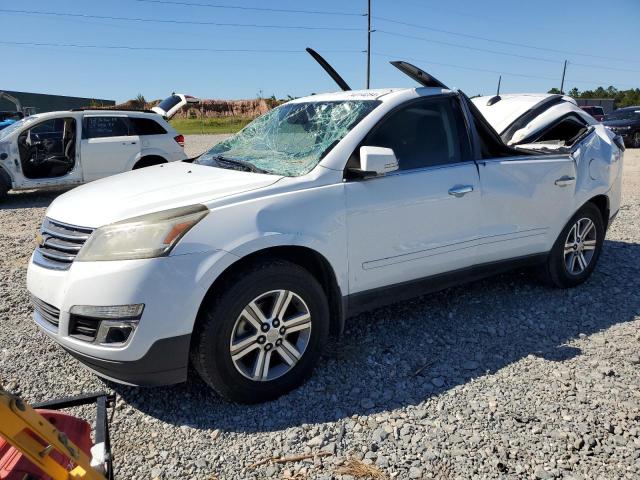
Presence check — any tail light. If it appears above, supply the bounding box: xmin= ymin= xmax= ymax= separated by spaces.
xmin=174 ymin=134 xmax=185 ymax=147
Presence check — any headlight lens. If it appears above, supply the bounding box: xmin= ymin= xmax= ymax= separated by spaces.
xmin=76 ymin=204 xmax=208 ymax=261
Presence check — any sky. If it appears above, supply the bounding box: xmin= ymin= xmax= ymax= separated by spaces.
xmin=1 ymin=0 xmax=639 ymax=102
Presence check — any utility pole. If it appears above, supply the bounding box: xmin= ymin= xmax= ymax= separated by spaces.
xmin=496 ymin=75 xmax=501 ymax=96
xmin=366 ymin=0 xmax=371 ymax=89
xmin=560 ymin=60 xmax=568 ymax=94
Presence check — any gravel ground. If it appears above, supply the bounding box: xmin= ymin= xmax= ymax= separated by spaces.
xmin=1 ymin=143 xmax=639 ymax=480
xmin=183 ymin=134 xmax=230 ymax=158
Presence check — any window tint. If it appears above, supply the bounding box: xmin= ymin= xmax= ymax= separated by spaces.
xmin=365 ymin=96 xmax=471 ymax=170
xmin=130 ymin=117 xmax=167 ymax=135
xmin=31 ymin=118 xmax=65 ymax=135
xmin=84 ymin=116 xmax=130 ymax=138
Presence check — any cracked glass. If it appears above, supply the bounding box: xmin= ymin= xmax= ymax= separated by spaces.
xmin=195 ymin=100 xmax=380 ymax=176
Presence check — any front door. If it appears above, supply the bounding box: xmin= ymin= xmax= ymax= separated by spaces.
xmin=345 ymin=95 xmax=481 ymax=295
xmin=80 ymin=115 xmax=140 ymax=181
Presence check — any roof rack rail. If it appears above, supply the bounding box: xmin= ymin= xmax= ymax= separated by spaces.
xmin=69 ymin=108 xmax=158 ymax=113
xmin=389 ymin=61 xmax=448 ymax=89
xmin=306 ymin=47 xmax=351 ymax=92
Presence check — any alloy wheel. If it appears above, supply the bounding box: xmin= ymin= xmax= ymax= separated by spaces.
xmin=563 ymin=217 xmax=597 ymax=275
xmin=229 ymin=290 xmax=312 ymax=381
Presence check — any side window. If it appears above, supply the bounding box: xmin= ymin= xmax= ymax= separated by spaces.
xmin=365 ymin=96 xmax=471 ymax=171
xmin=84 ymin=116 xmax=130 ymax=139
xmin=30 ymin=118 xmax=65 ymax=136
xmin=129 ymin=117 xmax=167 ymax=135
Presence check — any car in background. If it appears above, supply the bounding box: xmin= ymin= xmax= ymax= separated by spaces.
xmin=152 ymin=93 xmax=200 ymax=119
xmin=580 ymin=105 xmax=605 ymax=122
xmin=0 ymin=108 xmax=187 ymax=200
xmin=0 ymin=111 xmax=24 ymax=130
xmin=603 ymin=106 xmax=640 ymax=148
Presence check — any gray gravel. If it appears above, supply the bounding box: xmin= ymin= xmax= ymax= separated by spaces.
xmin=1 ymin=143 xmax=639 ymax=479
xmin=183 ymin=134 xmax=230 ymax=158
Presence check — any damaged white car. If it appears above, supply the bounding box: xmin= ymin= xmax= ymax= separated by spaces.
xmin=27 ymin=51 xmax=623 ymax=403
xmin=0 ymin=94 xmax=197 ymax=200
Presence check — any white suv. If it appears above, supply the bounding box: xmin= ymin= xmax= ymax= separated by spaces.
xmin=0 ymin=108 xmax=186 ymax=199
xmin=26 ymin=60 xmax=623 ymax=403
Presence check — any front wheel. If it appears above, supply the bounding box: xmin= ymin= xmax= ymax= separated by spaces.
xmin=633 ymin=131 xmax=640 ymax=149
xmin=191 ymin=260 xmax=330 ymax=403
xmin=544 ymin=203 xmax=605 ymax=288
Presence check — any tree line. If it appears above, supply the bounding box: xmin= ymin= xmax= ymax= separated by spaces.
xmin=548 ymin=86 xmax=640 ymax=108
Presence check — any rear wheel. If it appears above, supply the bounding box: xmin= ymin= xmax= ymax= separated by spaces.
xmin=633 ymin=131 xmax=640 ymax=148
xmin=544 ymin=203 xmax=604 ymax=288
xmin=191 ymin=260 xmax=329 ymax=403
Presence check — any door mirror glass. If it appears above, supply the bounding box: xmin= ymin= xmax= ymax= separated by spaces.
xmin=352 ymin=146 xmax=399 ymax=177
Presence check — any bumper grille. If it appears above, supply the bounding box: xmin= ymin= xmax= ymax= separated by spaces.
xmin=30 ymin=295 xmax=60 ymax=329
xmin=34 ymin=218 xmax=94 ymax=270
xmin=69 ymin=315 xmax=100 ymax=342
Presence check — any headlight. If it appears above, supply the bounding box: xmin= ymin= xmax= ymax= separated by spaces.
xmin=76 ymin=204 xmax=208 ymax=261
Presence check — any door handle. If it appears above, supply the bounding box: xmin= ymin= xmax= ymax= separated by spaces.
xmin=554 ymin=175 xmax=575 ymax=187
xmin=123 ymin=142 xmax=137 ymax=145
xmin=448 ymin=185 xmax=474 ymax=197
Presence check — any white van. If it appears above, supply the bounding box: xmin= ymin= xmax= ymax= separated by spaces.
xmin=0 ymin=106 xmax=190 ymax=199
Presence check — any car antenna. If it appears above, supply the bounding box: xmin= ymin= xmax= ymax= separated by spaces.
xmin=389 ymin=61 xmax=448 ymax=89
xmin=306 ymin=47 xmax=351 ymax=92
xmin=486 ymin=75 xmax=502 ymax=106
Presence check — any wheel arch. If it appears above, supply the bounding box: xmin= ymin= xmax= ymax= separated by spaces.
xmin=0 ymin=164 xmax=13 ymax=189
xmin=196 ymin=245 xmax=346 ymax=337
xmin=132 ymin=154 xmax=168 ymax=170
xmin=584 ymin=194 xmax=610 ymax=228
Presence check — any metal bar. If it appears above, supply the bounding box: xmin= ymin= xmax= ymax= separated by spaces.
xmin=560 ymin=59 xmax=567 ymax=94
xmin=32 ymin=392 xmax=114 ymax=410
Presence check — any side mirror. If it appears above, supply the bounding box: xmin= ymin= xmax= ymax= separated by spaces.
xmin=350 ymin=146 xmax=399 ymax=178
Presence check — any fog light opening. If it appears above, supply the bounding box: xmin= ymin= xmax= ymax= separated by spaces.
xmin=96 ymin=319 xmax=139 ymax=346
xmin=104 ymin=326 xmax=134 ymax=344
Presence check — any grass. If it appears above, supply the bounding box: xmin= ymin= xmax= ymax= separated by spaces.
xmin=334 ymin=459 xmax=387 ymax=479
xmin=170 ymin=117 xmax=252 ymax=135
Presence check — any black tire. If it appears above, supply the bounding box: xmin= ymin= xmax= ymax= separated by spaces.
xmin=633 ymin=131 xmax=640 ymax=149
xmin=191 ymin=260 xmax=330 ymax=403
xmin=543 ymin=203 xmax=605 ymax=288
xmin=0 ymin=172 xmax=9 ymax=201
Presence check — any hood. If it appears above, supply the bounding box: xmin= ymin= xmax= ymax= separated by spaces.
xmin=46 ymin=161 xmax=282 ymax=228
xmin=471 ymin=94 xmax=588 ymax=145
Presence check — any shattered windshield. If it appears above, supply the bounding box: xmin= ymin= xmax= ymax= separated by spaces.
xmin=195 ymin=100 xmax=380 ymax=176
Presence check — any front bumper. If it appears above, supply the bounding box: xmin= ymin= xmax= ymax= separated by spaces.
xmin=27 ymin=248 xmax=235 ymax=386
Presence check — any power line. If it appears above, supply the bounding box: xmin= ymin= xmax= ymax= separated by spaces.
xmin=0 ymin=40 xmax=361 ymax=54
xmin=132 ymin=0 xmax=365 ymax=16
xmin=377 ymin=30 xmax=561 ymax=65
xmin=0 ymin=8 xmax=363 ymax=31
xmin=372 ymin=52 xmax=636 ymax=88
xmin=373 ymin=15 xmax=638 ymax=64
xmin=378 ymin=29 xmax=640 ymax=74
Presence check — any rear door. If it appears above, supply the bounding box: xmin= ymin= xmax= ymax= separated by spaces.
xmin=475 ymin=154 xmax=577 ymax=263
xmin=80 ymin=115 xmax=140 ymax=180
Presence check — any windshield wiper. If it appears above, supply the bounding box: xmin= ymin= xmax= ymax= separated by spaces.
xmin=213 ymin=155 xmax=269 ymax=174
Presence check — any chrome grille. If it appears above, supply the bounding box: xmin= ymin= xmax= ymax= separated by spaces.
xmin=30 ymin=295 xmax=60 ymax=329
xmin=34 ymin=218 xmax=94 ymax=270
